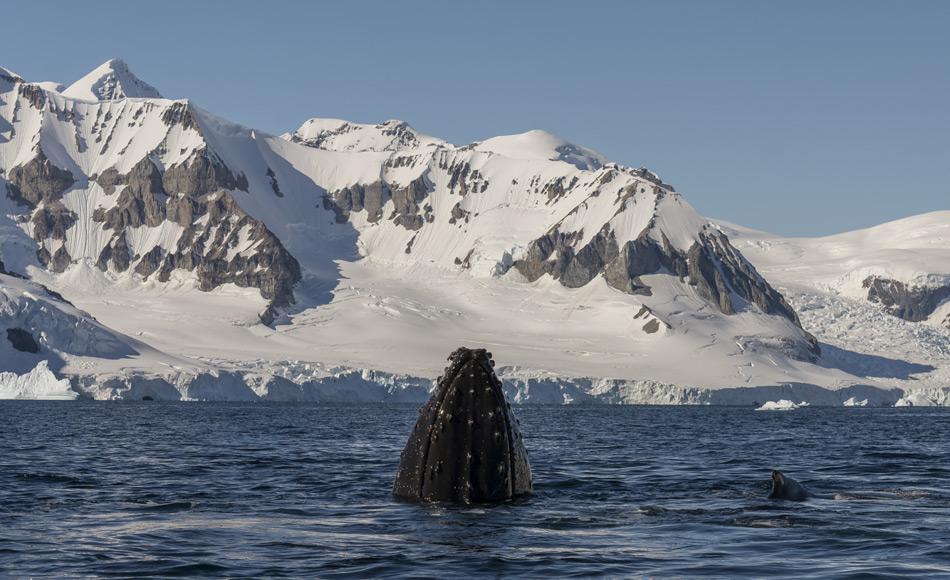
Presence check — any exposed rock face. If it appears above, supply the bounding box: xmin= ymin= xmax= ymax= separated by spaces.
xmin=31 ymin=202 xmax=77 ymax=241
xmin=41 ymin=246 xmax=72 ymax=273
xmin=84 ymin=154 xmax=300 ymax=319
xmin=864 ymin=276 xmax=950 ymax=322
xmin=325 ymin=181 xmax=388 ymax=223
xmin=96 ymin=232 xmax=132 ymax=272
xmin=266 ymin=167 xmax=283 ymax=197
xmin=179 ymin=192 xmax=301 ymax=311
xmin=325 ymin=176 xmax=432 ymax=231
xmin=513 ymin=229 xmax=603 ymax=287
xmin=5 ymin=151 xmax=75 ymax=208
xmin=160 ymin=102 xmax=199 ymax=131
xmin=18 ymin=83 xmax=46 ymax=110
xmin=101 ymin=157 xmax=167 ymax=229
xmin=162 ymin=149 xmax=248 ymax=198
xmin=6 ymin=327 xmax=40 ymax=353
xmin=515 ymin=225 xmax=808 ymax=335
xmin=687 ymin=231 xmax=802 ymax=324
xmin=94 ymin=168 xmax=122 ymax=195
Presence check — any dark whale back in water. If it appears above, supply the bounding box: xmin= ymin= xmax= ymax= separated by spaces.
xmin=393 ymin=347 xmax=532 ymax=503
xmin=768 ymin=470 xmax=809 ymax=501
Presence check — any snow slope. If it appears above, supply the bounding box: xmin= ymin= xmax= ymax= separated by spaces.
xmin=718 ymin=212 xmax=950 ymax=304
xmin=0 ymin=59 xmax=946 ymax=404
xmin=717 ymin=212 xmax=950 ymax=405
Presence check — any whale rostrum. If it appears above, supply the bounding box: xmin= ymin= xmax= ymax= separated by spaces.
xmin=393 ymin=347 xmax=533 ymax=503
xmin=768 ymin=470 xmax=809 ymax=501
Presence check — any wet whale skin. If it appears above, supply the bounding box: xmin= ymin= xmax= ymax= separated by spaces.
xmin=393 ymin=347 xmax=533 ymax=503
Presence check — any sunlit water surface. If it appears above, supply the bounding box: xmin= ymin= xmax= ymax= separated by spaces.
xmin=1 ymin=403 xmax=949 ymax=578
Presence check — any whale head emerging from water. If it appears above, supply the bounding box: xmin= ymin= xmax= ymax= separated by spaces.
xmin=392 ymin=347 xmax=533 ymax=503
xmin=768 ymin=470 xmax=809 ymax=501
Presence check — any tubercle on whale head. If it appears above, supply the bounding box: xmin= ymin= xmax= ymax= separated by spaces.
xmin=393 ymin=347 xmax=532 ymax=504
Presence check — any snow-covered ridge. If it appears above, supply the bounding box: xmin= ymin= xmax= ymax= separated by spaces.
xmin=285 ymin=118 xmax=446 ymax=152
xmin=472 ymin=129 xmax=608 ymax=171
xmin=0 ymin=66 xmax=22 ymax=83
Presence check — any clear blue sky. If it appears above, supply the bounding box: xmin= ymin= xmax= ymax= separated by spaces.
xmin=6 ymin=0 xmax=948 ymax=236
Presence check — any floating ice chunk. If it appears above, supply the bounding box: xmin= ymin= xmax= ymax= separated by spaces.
xmin=0 ymin=361 xmax=76 ymax=400
xmin=843 ymin=397 xmax=869 ymax=407
xmin=755 ymin=399 xmax=807 ymax=411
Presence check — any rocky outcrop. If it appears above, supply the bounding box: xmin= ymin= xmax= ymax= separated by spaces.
xmin=604 ymin=231 xmax=685 ymax=295
xmin=5 ymin=151 xmax=75 ymax=208
xmin=18 ymin=83 xmax=46 ymax=110
xmin=325 ymin=176 xmax=432 ymax=231
xmin=31 ymin=202 xmax=77 ymax=241
xmin=100 ymin=157 xmax=167 ymax=229
xmin=162 ymin=148 xmax=248 ymax=198
xmin=160 ymin=102 xmax=200 ymax=131
xmin=150 ymin=192 xmax=301 ymax=318
xmin=513 ymin=227 xmax=621 ymax=289
xmin=324 ymin=181 xmax=388 ymax=223
xmin=37 ymin=245 xmax=73 ymax=273
xmin=266 ymin=167 xmax=283 ymax=197
xmin=686 ymin=232 xmax=802 ymax=324
xmin=515 ymin=225 xmax=808 ymax=334
xmin=96 ymin=233 xmax=132 ymax=272
xmin=94 ymin=167 xmax=121 ymax=195
xmin=82 ymin=153 xmax=300 ymax=318
xmin=864 ymin=276 xmax=950 ymax=323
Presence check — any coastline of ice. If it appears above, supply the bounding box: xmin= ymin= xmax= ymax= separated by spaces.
xmin=2 ymin=359 xmax=946 ymax=406
xmin=0 ymin=361 xmax=936 ymax=406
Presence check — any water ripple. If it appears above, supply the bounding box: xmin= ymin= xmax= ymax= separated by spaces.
xmin=0 ymin=403 xmax=948 ymax=577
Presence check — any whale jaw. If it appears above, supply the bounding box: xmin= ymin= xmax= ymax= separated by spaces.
xmin=768 ymin=470 xmax=809 ymax=501
xmin=393 ymin=347 xmax=532 ymax=504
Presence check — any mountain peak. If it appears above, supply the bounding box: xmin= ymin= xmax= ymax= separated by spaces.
xmin=62 ymin=58 xmax=162 ymax=101
xmin=286 ymin=117 xmax=446 ymax=152
xmin=472 ymin=130 xmax=607 ymax=171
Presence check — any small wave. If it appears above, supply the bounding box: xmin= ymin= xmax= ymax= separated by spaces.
xmin=129 ymin=501 xmax=198 ymax=513
xmin=14 ymin=472 xmax=97 ymax=487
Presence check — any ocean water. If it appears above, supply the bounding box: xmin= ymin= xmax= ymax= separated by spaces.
xmin=1 ymin=402 xmax=948 ymax=578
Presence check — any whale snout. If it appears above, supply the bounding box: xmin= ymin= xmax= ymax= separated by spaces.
xmin=768 ymin=469 xmax=808 ymax=501
xmin=393 ymin=347 xmax=532 ymax=504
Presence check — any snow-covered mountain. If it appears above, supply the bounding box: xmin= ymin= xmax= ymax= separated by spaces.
xmin=1 ymin=60 xmax=946 ymax=404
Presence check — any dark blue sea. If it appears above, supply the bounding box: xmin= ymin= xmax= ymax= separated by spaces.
xmin=1 ymin=403 xmax=948 ymax=578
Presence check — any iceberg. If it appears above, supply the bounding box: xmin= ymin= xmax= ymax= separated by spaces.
xmin=0 ymin=361 xmax=76 ymax=400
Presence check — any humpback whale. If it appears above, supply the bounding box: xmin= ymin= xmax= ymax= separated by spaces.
xmin=768 ymin=470 xmax=809 ymax=501
xmin=393 ymin=347 xmax=533 ymax=503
